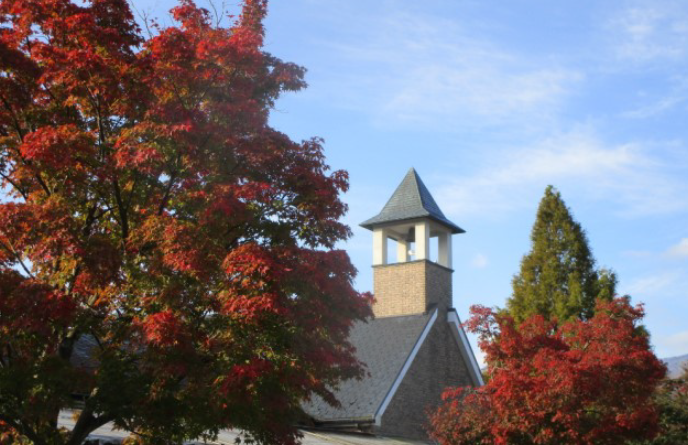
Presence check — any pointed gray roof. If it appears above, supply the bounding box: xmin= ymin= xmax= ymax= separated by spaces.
xmin=360 ymin=168 xmax=464 ymax=234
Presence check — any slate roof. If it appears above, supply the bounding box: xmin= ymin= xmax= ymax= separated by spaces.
xmin=302 ymin=312 xmax=434 ymax=423
xmin=70 ymin=334 xmax=99 ymax=372
xmin=360 ymin=168 xmax=464 ymax=234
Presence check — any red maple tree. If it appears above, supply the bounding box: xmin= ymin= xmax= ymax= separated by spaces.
xmin=430 ymin=298 xmax=666 ymax=445
xmin=0 ymin=0 xmax=372 ymax=443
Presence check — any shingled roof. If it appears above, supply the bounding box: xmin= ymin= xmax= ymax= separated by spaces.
xmin=360 ymin=168 xmax=464 ymax=234
xmin=302 ymin=311 xmax=435 ymax=425
xmin=71 ymin=335 xmax=98 ymax=368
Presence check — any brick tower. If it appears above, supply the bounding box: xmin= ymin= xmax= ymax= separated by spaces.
xmin=360 ymin=168 xmax=464 ymax=318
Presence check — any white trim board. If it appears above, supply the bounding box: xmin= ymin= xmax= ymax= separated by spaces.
xmin=447 ymin=310 xmax=484 ymax=387
xmin=374 ymin=308 xmax=438 ymax=426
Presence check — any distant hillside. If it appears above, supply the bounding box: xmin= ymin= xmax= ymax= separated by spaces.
xmin=663 ymin=354 xmax=688 ymax=379
xmin=483 ymin=354 xmax=688 ymax=379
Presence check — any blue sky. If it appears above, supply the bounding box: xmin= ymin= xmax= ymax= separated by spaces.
xmin=139 ymin=0 xmax=687 ymax=362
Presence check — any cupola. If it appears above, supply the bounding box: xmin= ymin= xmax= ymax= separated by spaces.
xmin=361 ymin=168 xmax=464 ymax=317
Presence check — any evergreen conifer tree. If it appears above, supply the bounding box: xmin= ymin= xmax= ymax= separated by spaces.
xmin=507 ymin=186 xmax=616 ymax=323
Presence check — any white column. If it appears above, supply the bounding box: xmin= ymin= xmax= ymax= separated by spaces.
xmin=438 ymin=231 xmax=452 ymax=268
xmin=415 ymin=221 xmax=430 ymax=260
xmin=397 ymin=239 xmax=409 ymax=263
xmin=373 ymin=228 xmax=388 ymax=265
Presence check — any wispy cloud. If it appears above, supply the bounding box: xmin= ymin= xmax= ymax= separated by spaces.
xmin=665 ymin=330 xmax=688 ymax=348
xmin=655 ymin=330 xmax=688 ymax=358
xmin=621 ymin=75 xmax=688 ymax=119
xmin=621 ymin=237 xmax=688 ymax=259
xmin=308 ymin=9 xmax=580 ymax=131
xmin=434 ymin=129 xmax=688 ymax=219
xmin=666 ymin=238 xmax=688 ymax=258
xmin=606 ymin=2 xmax=688 ymax=64
xmin=471 ymin=253 xmax=489 ymax=269
xmin=622 ymin=271 xmax=681 ymax=297
xmin=622 ymin=91 xmax=688 ymax=119
xmin=380 ymin=65 xmax=577 ymax=129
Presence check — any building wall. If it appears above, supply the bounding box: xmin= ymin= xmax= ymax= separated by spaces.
xmin=377 ymin=316 xmax=474 ymax=440
xmin=373 ymin=261 xmax=452 ymax=318
xmin=425 ymin=262 xmax=452 ymax=311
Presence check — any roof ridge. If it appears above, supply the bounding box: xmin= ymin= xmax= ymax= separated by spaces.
xmin=411 ymin=169 xmax=447 ymax=219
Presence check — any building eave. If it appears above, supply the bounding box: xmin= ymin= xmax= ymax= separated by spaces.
xmin=447 ymin=309 xmax=484 ymax=387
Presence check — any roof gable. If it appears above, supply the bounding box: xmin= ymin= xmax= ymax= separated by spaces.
xmin=360 ymin=168 xmax=464 ymax=234
xmin=302 ymin=311 xmax=435 ymax=423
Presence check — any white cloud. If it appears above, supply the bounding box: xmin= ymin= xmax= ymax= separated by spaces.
xmin=655 ymin=330 xmax=688 ymax=358
xmin=621 ymin=249 xmax=653 ymax=258
xmin=471 ymin=253 xmax=489 ymax=269
xmin=621 ymin=75 xmax=688 ymax=119
xmin=309 ymin=10 xmax=580 ymax=130
xmin=434 ymin=129 xmax=688 ymax=219
xmin=380 ymin=65 xmax=578 ymax=129
xmin=664 ymin=331 xmax=688 ymax=351
xmin=622 ymin=271 xmax=680 ymax=297
xmin=607 ymin=3 xmax=688 ymax=63
xmin=622 ymin=92 xmax=688 ymax=119
xmin=667 ymin=238 xmax=688 ymax=258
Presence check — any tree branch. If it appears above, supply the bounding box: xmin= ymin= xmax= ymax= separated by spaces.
xmin=0 ymin=241 xmax=35 ymax=279
xmin=0 ymin=93 xmax=25 ymax=142
xmin=0 ymin=170 xmax=28 ymax=200
xmin=157 ymin=172 xmax=177 ymax=216
xmin=113 ymin=179 xmax=129 ymax=241
xmin=66 ymin=404 xmax=114 ymax=445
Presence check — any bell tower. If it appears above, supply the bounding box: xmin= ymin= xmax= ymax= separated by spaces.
xmin=361 ymin=168 xmax=464 ymax=318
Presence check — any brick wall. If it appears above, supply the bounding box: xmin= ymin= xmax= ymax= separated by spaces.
xmin=373 ymin=260 xmax=452 ymax=318
xmin=425 ymin=261 xmax=452 ymax=311
xmin=377 ymin=316 xmax=474 ymax=440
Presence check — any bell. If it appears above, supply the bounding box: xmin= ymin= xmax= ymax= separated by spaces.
xmin=406 ymin=227 xmax=415 ymax=243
